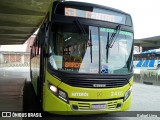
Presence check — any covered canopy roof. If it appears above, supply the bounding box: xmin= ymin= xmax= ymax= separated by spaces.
xmin=134 ymin=36 xmax=160 ymax=50
xmin=0 ymin=0 xmax=53 ymax=45
xmin=1 ymin=0 xmax=160 ymax=48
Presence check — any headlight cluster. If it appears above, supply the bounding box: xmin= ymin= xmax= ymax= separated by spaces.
xmin=124 ymin=86 xmax=132 ymax=101
xmin=48 ymin=83 xmax=69 ymax=103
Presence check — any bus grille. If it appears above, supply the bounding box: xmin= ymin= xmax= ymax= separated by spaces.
xmin=65 ymin=76 xmax=128 ymax=88
xmin=76 ymin=102 xmax=118 ymax=110
xmin=78 ymin=103 xmax=90 ymax=110
xmin=107 ymin=101 xmax=117 ymax=109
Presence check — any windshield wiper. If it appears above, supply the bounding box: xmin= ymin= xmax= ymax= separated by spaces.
xmin=73 ymin=18 xmax=88 ymax=42
xmin=106 ymin=25 xmax=121 ymax=63
xmin=108 ymin=25 xmax=121 ymax=48
xmin=74 ymin=18 xmax=93 ymax=63
xmin=89 ymin=29 xmax=93 ymax=63
xmin=106 ymin=32 xmax=110 ymax=63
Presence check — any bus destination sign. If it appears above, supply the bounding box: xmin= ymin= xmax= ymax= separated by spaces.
xmin=65 ymin=7 xmax=126 ymax=24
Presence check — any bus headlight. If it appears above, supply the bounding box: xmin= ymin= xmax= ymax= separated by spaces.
xmin=48 ymin=83 xmax=69 ymax=103
xmin=124 ymin=86 xmax=132 ymax=101
xmin=49 ymin=84 xmax=58 ymax=93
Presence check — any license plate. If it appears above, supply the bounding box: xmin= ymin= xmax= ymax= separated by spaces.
xmin=92 ymin=103 xmax=106 ymax=109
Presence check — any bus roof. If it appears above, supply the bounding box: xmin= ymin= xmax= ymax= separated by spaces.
xmin=55 ymin=1 xmax=133 ymax=26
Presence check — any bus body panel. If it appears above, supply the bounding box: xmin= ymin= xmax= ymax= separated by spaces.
xmin=42 ymin=72 xmax=133 ymax=114
xmin=31 ymin=55 xmax=40 ymax=95
xmin=58 ymin=82 xmax=131 ymax=100
xmin=45 ymin=70 xmax=62 ymax=87
xmin=46 ymin=73 xmax=133 ymax=100
xmin=43 ymin=88 xmax=132 ymax=115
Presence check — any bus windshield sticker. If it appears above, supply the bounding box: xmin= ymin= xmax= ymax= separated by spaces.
xmin=100 ymin=65 xmax=108 ymax=74
xmin=100 ymin=28 xmax=133 ymax=36
xmin=64 ymin=62 xmax=84 ymax=68
xmin=89 ymin=68 xmax=98 ymax=73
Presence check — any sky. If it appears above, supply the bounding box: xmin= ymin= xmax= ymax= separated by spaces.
xmin=68 ymin=0 xmax=160 ymax=39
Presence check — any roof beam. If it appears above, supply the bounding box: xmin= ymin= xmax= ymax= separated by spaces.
xmin=0 ymin=40 xmax=24 ymax=45
xmin=0 ymin=26 xmax=37 ymax=34
xmin=0 ymin=0 xmax=52 ymax=16
xmin=0 ymin=14 xmax=44 ymax=27
xmin=0 ymin=0 xmax=53 ymax=45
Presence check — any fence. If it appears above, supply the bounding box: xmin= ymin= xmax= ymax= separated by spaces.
xmin=0 ymin=52 xmax=30 ymax=67
xmin=134 ymin=69 xmax=160 ymax=86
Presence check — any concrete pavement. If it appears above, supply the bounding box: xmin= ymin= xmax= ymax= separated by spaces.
xmin=0 ymin=67 xmax=160 ymax=120
xmin=0 ymin=77 xmax=25 ymax=111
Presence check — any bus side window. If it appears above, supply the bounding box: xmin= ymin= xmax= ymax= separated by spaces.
xmin=32 ymin=39 xmax=38 ymax=57
xmin=39 ymin=26 xmax=45 ymax=46
xmin=32 ymin=36 xmax=40 ymax=56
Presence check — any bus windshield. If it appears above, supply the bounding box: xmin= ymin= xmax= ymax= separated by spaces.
xmin=48 ymin=22 xmax=133 ymax=74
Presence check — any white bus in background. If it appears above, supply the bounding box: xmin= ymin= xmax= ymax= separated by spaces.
xmin=134 ymin=49 xmax=160 ymax=70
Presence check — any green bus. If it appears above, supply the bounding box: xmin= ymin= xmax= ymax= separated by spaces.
xmin=30 ymin=0 xmax=134 ymax=115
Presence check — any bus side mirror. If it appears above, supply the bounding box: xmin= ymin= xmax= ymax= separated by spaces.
xmin=39 ymin=28 xmax=45 ymax=46
xmin=39 ymin=22 xmax=50 ymax=46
